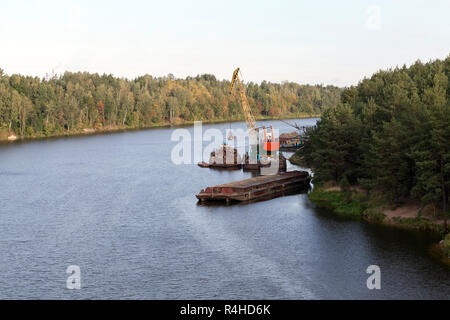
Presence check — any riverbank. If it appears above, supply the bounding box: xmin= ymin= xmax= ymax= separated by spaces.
xmin=289 ymin=152 xmax=450 ymax=264
xmin=307 ymin=186 xmax=450 ymax=266
xmin=0 ymin=114 xmax=319 ymax=143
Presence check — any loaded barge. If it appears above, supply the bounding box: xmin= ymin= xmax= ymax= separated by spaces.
xmin=198 ymin=145 xmax=242 ymax=169
xmin=196 ymin=170 xmax=311 ymax=203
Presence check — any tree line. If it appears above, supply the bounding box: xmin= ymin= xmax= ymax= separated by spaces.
xmin=299 ymin=56 xmax=450 ymax=223
xmin=0 ymin=70 xmax=341 ymax=139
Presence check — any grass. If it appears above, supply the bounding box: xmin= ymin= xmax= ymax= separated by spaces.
xmin=309 ymin=187 xmax=447 ymax=232
xmin=310 ymin=186 xmax=446 ymax=233
xmin=390 ymin=217 xmax=444 ymax=233
xmin=309 ymin=189 xmax=370 ymax=219
xmin=362 ymin=208 xmax=387 ymax=222
xmin=334 ymin=200 xmax=367 ymax=218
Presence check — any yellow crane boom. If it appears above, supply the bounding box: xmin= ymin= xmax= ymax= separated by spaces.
xmin=229 ymin=68 xmax=256 ymax=131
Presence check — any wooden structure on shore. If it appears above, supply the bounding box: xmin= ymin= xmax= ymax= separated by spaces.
xmin=279 ymin=131 xmax=303 ymax=151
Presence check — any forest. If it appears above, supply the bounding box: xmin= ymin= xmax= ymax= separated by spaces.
xmin=0 ymin=70 xmax=341 ymax=140
xmin=299 ymin=56 xmax=450 ymax=223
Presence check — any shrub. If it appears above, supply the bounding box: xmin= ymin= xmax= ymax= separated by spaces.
xmin=334 ymin=200 xmax=366 ymax=218
xmin=391 ymin=217 xmax=443 ymax=233
xmin=309 ymin=189 xmax=366 ymax=219
xmin=339 ymin=176 xmax=350 ymax=192
xmin=363 ymin=208 xmax=386 ymax=222
xmin=443 ymin=234 xmax=450 ymax=257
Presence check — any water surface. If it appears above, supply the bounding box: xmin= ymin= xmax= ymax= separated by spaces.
xmin=0 ymin=118 xmax=449 ymax=299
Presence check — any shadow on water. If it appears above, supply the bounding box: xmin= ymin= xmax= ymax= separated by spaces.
xmin=313 ymin=205 xmax=446 ymax=266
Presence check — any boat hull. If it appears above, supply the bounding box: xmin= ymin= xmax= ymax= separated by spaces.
xmin=196 ymin=170 xmax=311 ymax=203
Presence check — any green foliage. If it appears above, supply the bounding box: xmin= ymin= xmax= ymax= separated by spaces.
xmin=301 ymin=56 xmax=450 ymax=218
xmin=362 ymin=208 xmax=386 ymax=222
xmin=340 ymin=176 xmax=351 ymax=192
xmin=309 ymin=190 xmax=347 ymax=210
xmin=443 ymin=234 xmax=450 ymax=257
xmin=301 ymin=104 xmax=364 ymax=184
xmin=309 ymin=189 xmax=367 ymax=219
xmin=0 ymin=71 xmax=342 ymax=138
xmin=289 ymin=150 xmax=306 ymax=166
xmin=334 ymin=200 xmax=367 ymax=218
xmin=391 ymin=217 xmax=444 ymax=233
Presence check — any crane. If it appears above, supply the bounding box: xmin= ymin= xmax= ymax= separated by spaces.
xmin=229 ymin=68 xmax=257 ymax=131
xmin=229 ymin=67 xmax=279 ymax=159
xmin=229 ymin=67 xmax=259 ymax=160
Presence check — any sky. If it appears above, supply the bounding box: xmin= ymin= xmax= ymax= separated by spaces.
xmin=0 ymin=0 xmax=449 ymax=86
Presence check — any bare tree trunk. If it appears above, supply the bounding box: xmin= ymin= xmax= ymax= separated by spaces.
xmin=122 ymin=106 xmax=128 ymax=126
xmin=19 ymin=108 xmax=26 ymax=137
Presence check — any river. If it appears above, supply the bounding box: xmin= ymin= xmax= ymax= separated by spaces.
xmin=0 ymin=118 xmax=448 ymax=299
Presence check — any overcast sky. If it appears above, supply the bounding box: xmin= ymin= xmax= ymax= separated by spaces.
xmin=1 ymin=0 xmax=449 ymax=86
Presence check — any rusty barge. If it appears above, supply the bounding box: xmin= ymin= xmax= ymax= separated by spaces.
xmin=198 ymin=145 xmax=242 ymax=169
xmin=196 ymin=170 xmax=311 ymax=203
